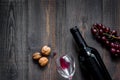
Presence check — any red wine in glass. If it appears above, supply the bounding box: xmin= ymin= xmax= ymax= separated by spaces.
xmin=60 ymin=57 xmax=70 ymax=69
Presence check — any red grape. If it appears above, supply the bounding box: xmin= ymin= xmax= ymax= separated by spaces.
xmin=99 ymin=29 xmax=103 ymax=35
xmin=105 ymin=40 xmax=110 ymax=46
xmin=101 ymin=26 xmax=106 ymax=31
xmin=102 ymin=36 xmax=107 ymax=42
xmin=93 ymin=23 xmax=98 ymax=27
xmin=98 ymin=24 xmax=102 ymax=29
xmin=114 ymin=44 xmax=119 ymax=49
xmin=118 ymin=45 xmax=120 ymax=49
xmin=91 ymin=28 xmax=97 ymax=35
xmin=105 ymin=27 xmax=110 ymax=33
xmin=111 ymin=30 xmax=117 ymax=36
xmin=98 ymin=24 xmax=103 ymax=27
xmin=96 ymin=36 xmax=101 ymax=41
xmin=110 ymin=42 xmax=115 ymax=48
xmin=116 ymin=49 xmax=120 ymax=53
xmin=110 ymin=48 xmax=116 ymax=54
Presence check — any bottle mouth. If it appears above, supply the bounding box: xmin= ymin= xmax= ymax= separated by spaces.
xmin=70 ymin=26 xmax=79 ymax=33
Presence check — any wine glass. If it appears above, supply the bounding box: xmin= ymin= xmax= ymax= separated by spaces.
xmin=56 ymin=54 xmax=75 ymax=80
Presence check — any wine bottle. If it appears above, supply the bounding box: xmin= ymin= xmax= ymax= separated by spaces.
xmin=70 ymin=26 xmax=112 ymax=80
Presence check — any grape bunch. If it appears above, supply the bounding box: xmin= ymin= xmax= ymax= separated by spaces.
xmin=91 ymin=23 xmax=120 ymax=57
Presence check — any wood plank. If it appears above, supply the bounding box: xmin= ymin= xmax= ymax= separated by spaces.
xmin=0 ymin=0 xmax=29 ymax=80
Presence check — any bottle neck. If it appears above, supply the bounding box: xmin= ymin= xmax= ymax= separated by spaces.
xmin=70 ymin=26 xmax=88 ymax=49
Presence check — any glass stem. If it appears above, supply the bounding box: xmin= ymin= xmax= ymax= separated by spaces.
xmin=68 ymin=76 xmax=72 ymax=80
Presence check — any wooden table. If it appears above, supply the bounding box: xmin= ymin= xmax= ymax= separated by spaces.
xmin=0 ymin=0 xmax=120 ymax=80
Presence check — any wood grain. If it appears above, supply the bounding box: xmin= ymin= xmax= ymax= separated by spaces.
xmin=0 ymin=0 xmax=120 ymax=80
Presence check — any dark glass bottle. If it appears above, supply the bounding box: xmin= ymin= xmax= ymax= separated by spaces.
xmin=70 ymin=26 xmax=112 ymax=80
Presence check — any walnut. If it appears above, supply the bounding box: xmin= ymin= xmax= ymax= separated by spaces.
xmin=32 ymin=52 xmax=42 ymax=60
xmin=38 ymin=57 xmax=48 ymax=67
xmin=41 ymin=45 xmax=51 ymax=56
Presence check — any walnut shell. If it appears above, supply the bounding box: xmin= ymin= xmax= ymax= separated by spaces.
xmin=32 ymin=52 xmax=42 ymax=60
xmin=38 ymin=57 xmax=48 ymax=67
xmin=41 ymin=45 xmax=51 ymax=56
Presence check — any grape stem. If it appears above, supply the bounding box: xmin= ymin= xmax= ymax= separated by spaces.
xmin=103 ymin=33 xmax=120 ymax=40
xmin=92 ymin=26 xmax=120 ymax=41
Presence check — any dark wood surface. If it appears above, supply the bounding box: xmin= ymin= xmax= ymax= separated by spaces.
xmin=0 ymin=0 xmax=120 ymax=80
